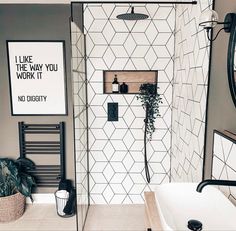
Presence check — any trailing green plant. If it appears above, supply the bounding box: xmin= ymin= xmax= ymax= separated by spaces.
xmin=137 ymin=83 xmax=162 ymax=140
xmin=0 ymin=158 xmax=36 ymax=201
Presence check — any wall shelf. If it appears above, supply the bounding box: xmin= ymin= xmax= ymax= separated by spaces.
xmin=103 ymin=70 xmax=158 ymax=94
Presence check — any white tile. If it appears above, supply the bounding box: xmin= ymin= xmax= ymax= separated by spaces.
xmin=91 ymin=184 xmax=107 ymax=194
xmin=110 ymin=184 xmax=126 ymax=194
xmin=90 ymin=173 xmax=108 ymax=184
xmin=154 ymin=7 xmax=173 ymax=19
xmin=88 ymin=6 xmax=107 ymax=19
xmin=102 ymin=185 xmax=114 ymax=203
xmin=89 ymin=20 xmax=107 ymax=32
xmin=212 ymin=157 xmax=225 ymax=179
xmin=84 ymin=8 xmax=94 ymax=30
xmin=110 ymin=195 xmax=126 ymax=204
xmin=222 ymin=137 xmax=234 ymax=161
xmin=89 ymin=57 xmax=107 ymax=70
xmin=132 ymin=33 xmax=149 ymax=45
xmin=110 ymin=151 xmax=127 ymax=162
xmin=90 ymin=140 xmax=107 ymax=151
xmin=111 ymin=58 xmax=129 ymax=70
xmin=132 ymin=58 xmax=149 ymax=70
xmin=145 ymin=22 xmax=158 ymax=44
xmin=130 ymin=173 xmax=146 ymax=184
xmin=89 ymin=45 xmax=107 ymax=57
xmin=122 ymin=175 xmax=134 ymax=193
xmin=103 ymin=164 xmax=115 ymax=182
xmin=124 ymin=35 xmax=137 ymax=56
xmin=110 ymin=33 xmax=129 ymax=45
xmin=102 ymin=22 xmax=116 ymax=44
xmin=89 ymin=33 xmax=107 ymax=45
xmin=110 ymin=173 xmax=126 ymax=184
xmin=153 ymin=33 xmax=172 ymax=45
xmin=226 ymin=144 xmax=236 ymax=170
xmin=129 ymin=184 xmax=146 ymax=194
xmin=91 ymin=162 xmax=107 ymax=173
xmin=110 ymin=162 xmax=127 ymax=173
xmin=123 ymin=130 xmax=135 ymax=149
xmin=131 ymin=45 xmax=149 ymax=58
xmin=213 ymin=133 xmax=224 ymax=161
xmin=91 ymin=151 xmax=107 ymax=162
xmin=103 ymin=47 xmax=116 ymax=68
xmin=154 ymin=20 xmax=172 ymax=33
xmin=109 ymin=20 xmax=128 ymax=32
xmin=103 ymin=122 xmax=116 ymax=137
xmin=123 ymin=154 xmax=135 ymax=171
xmin=111 ymin=129 xmax=127 ymax=140
xmin=130 ymin=162 xmax=144 ymax=173
xmin=145 ymin=47 xmax=157 ymax=69
xmin=103 ymin=141 xmax=115 ymax=160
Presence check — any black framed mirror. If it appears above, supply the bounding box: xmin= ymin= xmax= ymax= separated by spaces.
xmin=227 ymin=13 xmax=236 ymax=107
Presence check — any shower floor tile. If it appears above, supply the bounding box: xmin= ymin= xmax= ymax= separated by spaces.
xmin=84 ymin=204 xmax=145 ymax=231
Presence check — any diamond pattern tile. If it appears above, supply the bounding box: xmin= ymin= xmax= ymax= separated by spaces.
xmin=84 ymin=3 xmax=174 ymax=204
xmin=212 ymin=132 xmax=236 ymax=205
xmin=171 ymin=0 xmax=212 ymax=182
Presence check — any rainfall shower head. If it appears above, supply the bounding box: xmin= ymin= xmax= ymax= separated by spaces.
xmin=116 ymin=7 xmax=149 ymax=21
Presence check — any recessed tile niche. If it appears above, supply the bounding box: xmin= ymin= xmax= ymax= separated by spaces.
xmin=103 ymin=70 xmax=158 ymax=94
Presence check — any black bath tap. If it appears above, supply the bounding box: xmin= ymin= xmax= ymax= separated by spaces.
xmin=196 ymin=179 xmax=236 ymax=192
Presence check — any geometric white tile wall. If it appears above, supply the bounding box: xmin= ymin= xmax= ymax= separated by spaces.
xmin=212 ymin=131 xmax=236 ymax=206
xmin=84 ymin=3 xmax=175 ymax=204
xmin=171 ymin=0 xmax=212 ymax=182
xmin=71 ymin=21 xmax=89 ymax=229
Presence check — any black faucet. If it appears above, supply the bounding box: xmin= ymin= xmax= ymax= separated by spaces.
xmin=196 ymin=179 xmax=236 ymax=192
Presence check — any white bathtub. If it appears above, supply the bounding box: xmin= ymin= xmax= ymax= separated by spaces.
xmin=154 ymin=183 xmax=236 ymax=231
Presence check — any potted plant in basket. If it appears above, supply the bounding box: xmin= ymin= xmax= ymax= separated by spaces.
xmin=0 ymin=157 xmax=36 ymax=222
xmin=137 ymin=83 xmax=162 ymax=183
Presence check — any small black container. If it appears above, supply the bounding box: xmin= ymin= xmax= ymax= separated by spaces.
xmin=120 ymin=82 xmax=128 ymax=93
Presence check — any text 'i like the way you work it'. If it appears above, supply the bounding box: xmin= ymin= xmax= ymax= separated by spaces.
xmin=15 ymin=55 xmax=59 ymax=103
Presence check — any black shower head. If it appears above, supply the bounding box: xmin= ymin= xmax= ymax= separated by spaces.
xmin=116 ymin=7 xmax=149 ymax=21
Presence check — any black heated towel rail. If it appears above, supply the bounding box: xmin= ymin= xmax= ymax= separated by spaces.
xmin=18 ymin=122 xmax=66 ymax=188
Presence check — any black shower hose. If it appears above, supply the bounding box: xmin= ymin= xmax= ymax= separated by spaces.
xmin=144 ymin=104 xmax=151 ymax=183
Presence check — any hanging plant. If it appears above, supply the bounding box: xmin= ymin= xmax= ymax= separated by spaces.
xmin=136 ymin=83 xmax=162 ymax=184
xmin=137 ymin=83 xmax=162 ymax=140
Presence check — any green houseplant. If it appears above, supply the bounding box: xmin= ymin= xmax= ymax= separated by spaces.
xmin=0 ymin=157 xmax=36 ymax=222
xmin=137 ymin=83 xmax=162 ymax=183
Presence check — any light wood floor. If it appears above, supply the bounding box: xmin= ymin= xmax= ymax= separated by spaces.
xmin=0 ymin=204 xmax=146 ymax=231
xmin=84 ymin=204 xmax=146 ymax=231
xmin=0 ymin=204 xmax=77 ymax=231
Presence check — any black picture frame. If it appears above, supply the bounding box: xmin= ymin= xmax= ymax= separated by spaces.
xmin=6 ymin=40 xmax=68 ymax=116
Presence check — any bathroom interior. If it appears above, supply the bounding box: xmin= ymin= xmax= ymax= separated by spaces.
xmin=0 ymin=0 xmax=236 ymax=230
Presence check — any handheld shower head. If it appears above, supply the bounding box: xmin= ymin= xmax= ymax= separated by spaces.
xmin=116 ymin=7 xmax=149 ymax=21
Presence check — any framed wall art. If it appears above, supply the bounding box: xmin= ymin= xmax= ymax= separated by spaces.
xmin=6 ymin=40 xmax=67 ymax=115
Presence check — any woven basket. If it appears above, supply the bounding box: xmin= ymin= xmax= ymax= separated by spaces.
xmin=0 ymin=192 xmax=26 ymax=222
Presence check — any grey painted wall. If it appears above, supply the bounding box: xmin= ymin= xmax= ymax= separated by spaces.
xmin=0 ymin=4 xmax=75 ymax=192
xmin=205 ymin=0 xmax=236 ymax=179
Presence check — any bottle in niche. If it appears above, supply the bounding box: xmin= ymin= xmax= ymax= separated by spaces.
xmin=120 ymin=82 xmax=128 ymax=93
xmin=112 ymin=75 xmax=119 ymax=93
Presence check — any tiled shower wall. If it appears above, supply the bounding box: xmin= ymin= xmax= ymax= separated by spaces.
xmin=171 ymin=0 xmax=212 ymax=182
xmin=84 ymin=4 xmax=175 ymax=204
xmin=212 ymin=131 xmax=236 ymax=205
